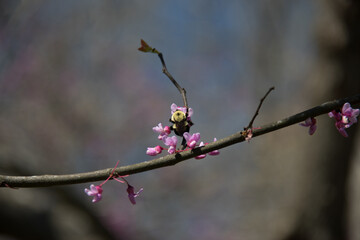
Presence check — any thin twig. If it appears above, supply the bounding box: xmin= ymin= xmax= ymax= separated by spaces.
xmin=1 ymin=93 xmax=360 ymax=188
xmin=138 ymin=40 xmax=190 ymax=149
xmin=246 ymin=86 xmax=275 ymax=129
xmin=157 ymin=52 xmax=189 ymax=111
xmin=157 ymin=52 xmax=189 ymax=150
xmin=138 ymin=39 xmax=188 ymax=110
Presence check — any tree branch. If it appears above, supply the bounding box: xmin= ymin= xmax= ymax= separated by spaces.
xmin=1 ymin=93 xmax=359 ymax=188
xmin=246 ymin=86 xmax=275 ymax=129
xmin=138 ymin=39 xmax=189 ymax=110
xmin=158 ymin=52 xmax=189 ymax=110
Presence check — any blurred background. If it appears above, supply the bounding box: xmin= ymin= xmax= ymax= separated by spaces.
xmin=0 ymin=1 xmax=359 ymax=239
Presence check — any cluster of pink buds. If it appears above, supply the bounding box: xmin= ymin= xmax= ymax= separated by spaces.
xmin=299 ymin=102 xmax=359 ymax=137
xmin=146 ymin=103 xmax=220 ymax=159
xmin=84 ymin=161 xmax=143 ymax=204
xmin=329 ymin=102 xmax=359 ymax=137
xmin=193 ymin=138 xmax=220 ymax=159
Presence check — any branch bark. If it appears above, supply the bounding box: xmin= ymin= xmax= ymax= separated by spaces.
xmin=1 ymin=93 xmax=359 ymax=188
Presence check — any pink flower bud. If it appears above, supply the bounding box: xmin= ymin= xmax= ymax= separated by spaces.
xmin=127 ymin=184 xmax=143 ymax=205
xmin=85 ymin=184 xmax=103 ymax=203
xmin=146 ymin=146 xmax=163 ymax=156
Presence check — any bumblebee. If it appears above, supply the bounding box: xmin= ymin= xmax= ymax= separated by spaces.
xmin=170 ymin=110 xmax=194 ymax=137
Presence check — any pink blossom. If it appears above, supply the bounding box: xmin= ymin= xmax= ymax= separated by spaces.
xmin=163 ymin=136 xmax=178 ymax=154
xmin=328 ymin=110 xmax=342 ymax=121
xmin=329 ymin=110 xmax=348 ymax=137
xmin=85 ymin=184 xmax=103 ymax=203
xmin=195 ymin=142 xmax=206 ymax=159
xmin=244 ymin=128 xmax=253 ymax=142
xmin=337 ymin=122 xmax=349 ymax=137
xmin=341 ymin=102 xmax=359 ymax=128
xmin=208 ymin=138 xmax=220 ymax=156
xmin=183 ymin=132 xmax=201 ymax=148
xmin=299 ymin=117 xmax=317 ymax=135
xmin=146 ymin=145 xmax=163 ymax=156
xmin=329 ymin=103 xmax=359 ymax=137
xmin=195 ymin=138 xmax=220 ymax=159
xmin=153 ymin=123 xmax=171 ymax=140
xmin=127 ymin=184 xmax=143 ymax=205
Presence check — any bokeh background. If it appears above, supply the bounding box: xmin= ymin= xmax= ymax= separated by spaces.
xmin=0 ymin=1 xmax=359 ymax=240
